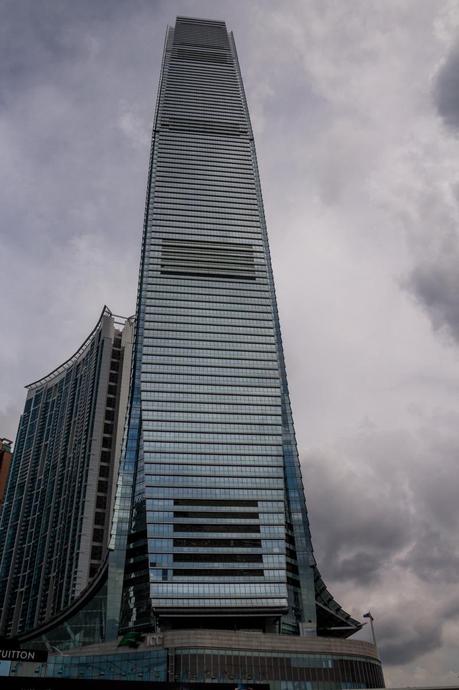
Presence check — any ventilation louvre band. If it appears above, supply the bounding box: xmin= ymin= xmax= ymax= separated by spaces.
xmin=160 ymin=238 xmax=256 ymax=281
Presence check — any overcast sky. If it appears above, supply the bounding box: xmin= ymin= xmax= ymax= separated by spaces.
xmin=1 ymin=0 xmax=459 ymax=684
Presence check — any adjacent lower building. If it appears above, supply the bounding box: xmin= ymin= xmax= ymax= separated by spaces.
xmin=0 ymin=307 xmax=133 ymax=637
xmin=0 ymin=16 xmax=385 ymax=689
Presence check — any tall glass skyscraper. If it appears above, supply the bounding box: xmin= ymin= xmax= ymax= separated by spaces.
xmin=108 ymin=15 xmax=358 ymax=639
xmin=0 ymin=16 xmax=384 ymax=689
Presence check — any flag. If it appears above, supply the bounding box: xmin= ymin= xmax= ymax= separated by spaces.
xmin=363 ymin=612 xmax=374 ymax=621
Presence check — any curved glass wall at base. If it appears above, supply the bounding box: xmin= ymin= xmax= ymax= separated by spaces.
xmin=9 ymin=631 xmax=384 ymax=688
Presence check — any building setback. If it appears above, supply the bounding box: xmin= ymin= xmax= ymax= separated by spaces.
xmin=0 ymin=17 xmax=385 ymax=689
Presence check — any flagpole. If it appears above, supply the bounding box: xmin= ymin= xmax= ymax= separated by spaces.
xmin=363 ymin=612 xmax=378 ymax=652
xmin=369 ymin=616 xmax=376 ymax=649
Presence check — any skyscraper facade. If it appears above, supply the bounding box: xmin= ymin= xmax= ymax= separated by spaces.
xmin=108 ymin=14 xmax=358 ymax=640
xmin=0 ymin=16 xmax=384 ymax=688
xmin=0 ymin=308 xmax=133 ymax=637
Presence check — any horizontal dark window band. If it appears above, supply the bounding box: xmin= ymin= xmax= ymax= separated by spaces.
xmin=144 ymin=299 xmax=272 ymax=311
xmin=144 ymin=283 xmax=270 ymax=295
xmin=172 ymin=553 xmax=263 ymax=563
xmin=161 ymin=237 xmax=256 ymax=250
xmin=166 ymin=65 xmax=238 ymax=78
xmin=173 ymin=524 xmax=261 ymax=533
xmin=156 ymin=150 xmax=252 ymax=165
xmin=152 ymin=176 xmax=257 ymax=189
xmin=160 ymin=249 xmax=257 ymax=262
xmin=154 ymin=199 xmax=260 ymax=211
xmin=165 ymin=75 xmax=238 ymax=86
xmin=140 ymin=442 xmax=281 ymax=458
xmin=174 ymin=498 xmax=258 ymax=506
xmin=160 ymin=113 xmax=248 ymax=128
xmin=160 ymin=269 xmax=256 ymax=281
xmin=158 ymin=259 xmax=258 ymax=271
xmin=151 ymin=214 xmax=261 ymax=228
xmin=142 ymin=406 xmax=280 ymax=413
xmin=159 ymin=123 xmax=248 ymax=136
xmin=158 ymin=259 xmax=259 ymax=271
xmin=165 ymin=72 xmax=238 ymax=85
xmin=171 ymin=51 xmax=231 ymax=65
xmin=154 ymin=165 xmax=254 ymax=179
xmin=153 ymin=199 xmax=260 ymax=212
xmin=173 ymin=511 xmax=260 ymax=519
xmin=157 ymin=256 xmax=261 ymax=269
xmin=172 ymin=569 xmax=265 ymax=577
xmin=157 ymin=138 xmax=251 ymax=151
xmin=161 ymin=103 xmax=244 ymax=117
xmin=154 ymin=199 xmax=260 ymax=210
xmin=157 ymin=259 xmax=261 ymax=270
xmin=158 ymin=133 xmax=250 ymax=147
xmin=173 ymin=538 xmax=262 ymax=547
xmin=164 ymin=82 xmax=240 ymax=94
xmin=162 ymin=102 xmax=244 ymax=116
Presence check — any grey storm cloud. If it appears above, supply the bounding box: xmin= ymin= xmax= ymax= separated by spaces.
xmin=433 ymin=43 xmax=459 ymax=132
xmin=301 ymin=414 xmax=459 ymax=668
xmin=408 ymin=253 xmax=459 ymax=344
xmin=400 ymin=525 xmax=459 ymax=584
xmin=378 ymin=614 xmax=443 ymax=666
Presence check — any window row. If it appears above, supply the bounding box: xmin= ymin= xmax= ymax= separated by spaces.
xmin=143 ymin=433 xmax=281 ymax=446
xmin=144 ymin=464 xmax=283 ymax=477
xmin=143 ymin=455 xmax=282 ymax=467
xmin=144 ymin=279 xmax=269 ymax=294
xmin=157 ymin=130 xmax=250 ymax=147
xmin=141 ymin=411 xmax=281 ymax=423
xmin=145 ymin=476 xmax=283 ymax=489
xmin=149 ymin=213 xmax=260 ymax=230
xmin=143 ymin=346 xmax=277 ymax=359
xmin=145 ymin=308 xmax=272 ymax=321
xmin=154 ymin=185 xmax=258 ymax=202
xmin=141 ymin=393 xmax=281 ymax=405
xmin=143 ymin=444 xmax=283 ymax=456
xmin=144 ymin=456 xmax=283 ymax=468
xmin=146 ymin=488 xmax=284 ymax=500
xmin=142 ymin=367 xmax=278 ymax=379
xmin=142 ymin=422 xmax=281 ymax=434
xmin=151 ymin=598 xmax=287 ymax=608
xmin=150 ymin=582 xmax=286 ymax=595
xmin=141 ymin=374 xmax=280 ymax=387
xmin=142 ymin=323 xmax=274 ymax=335
xmin=142 ymin=341 xmax=277 ymax=353
xmin=145 ymin=334 xmax=276 ymax=350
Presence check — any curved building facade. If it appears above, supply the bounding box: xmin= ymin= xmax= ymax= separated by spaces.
xmin=0 ymin=307 xmax=133 ymax=637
